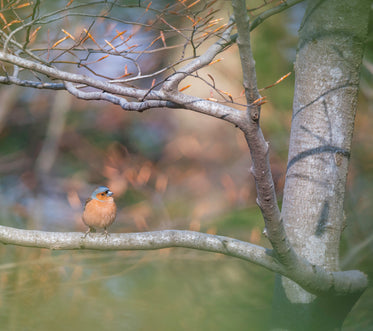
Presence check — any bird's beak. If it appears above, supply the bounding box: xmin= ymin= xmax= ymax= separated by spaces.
xmin=107 ymin=190 xmax=113 ymax=197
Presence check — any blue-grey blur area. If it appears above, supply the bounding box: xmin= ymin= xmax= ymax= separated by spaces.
xmin=0 ymin=1 xmax=372 ymax=330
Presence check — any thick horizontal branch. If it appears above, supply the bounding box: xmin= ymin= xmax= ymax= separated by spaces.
xmin=0 ymin=225 xmax=281 ymax=272
xmin=0 ymin=225 xmax=367 ymax=296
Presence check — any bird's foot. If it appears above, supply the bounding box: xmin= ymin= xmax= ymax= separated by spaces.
xmin=103 ymin=228 xmax=110 ymax=239
xmin=82 ymin=226 xmax=96 ymax=239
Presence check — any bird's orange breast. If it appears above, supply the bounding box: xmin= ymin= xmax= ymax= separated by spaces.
xmin=82 ymin=198 xmax=117 ymax=228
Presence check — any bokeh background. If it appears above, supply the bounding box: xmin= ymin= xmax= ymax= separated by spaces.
xmin=0 ymin=1 xmax=372 ymax=330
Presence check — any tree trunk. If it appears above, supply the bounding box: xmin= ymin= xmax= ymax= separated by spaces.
xmin=272 ymin=0 xmax=371 ymax=329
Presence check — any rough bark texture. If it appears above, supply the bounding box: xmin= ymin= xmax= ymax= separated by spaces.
xmin=273 ymin=0 xmax=371 ymax=329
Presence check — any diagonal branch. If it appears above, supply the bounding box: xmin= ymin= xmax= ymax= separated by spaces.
xmin=250 ymin=0 xmax=306 ymax=31
xmin=232 ymin=0 xmax=296 ymax=267
xmin=228 ymin=0 xmax=306 ymax=44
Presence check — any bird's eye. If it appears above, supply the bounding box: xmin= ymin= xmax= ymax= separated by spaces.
xmin=101 ymin=193 xmax=105 ymax=196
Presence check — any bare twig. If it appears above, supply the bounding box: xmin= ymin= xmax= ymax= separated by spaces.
xmin=161 ymin=19 xmax=234 ymax=93
xmin=250 ymin=0 xmax=306 ymax=31
xmin=229 ymin=0 xmax=306 ymax=44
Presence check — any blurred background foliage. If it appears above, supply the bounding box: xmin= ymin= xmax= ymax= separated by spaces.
xmin=0 ymin=0 xmax=372 ymax=330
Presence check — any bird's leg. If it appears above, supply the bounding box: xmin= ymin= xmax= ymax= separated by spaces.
xmin=103 ymin=227 xmax=110 ymax=239
xmin=82 ymin=226 xmax=96 ymax=238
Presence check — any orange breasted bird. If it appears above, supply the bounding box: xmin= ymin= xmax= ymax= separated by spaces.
xmin=82 ymin=186 xmax=117 ymax=238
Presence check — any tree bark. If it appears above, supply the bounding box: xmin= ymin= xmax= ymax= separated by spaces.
xmin=273 ymin=0 xmax=371 ymax=329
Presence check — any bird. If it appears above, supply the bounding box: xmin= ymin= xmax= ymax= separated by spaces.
xmin=82 ymin=186 xmax=117 ymax=238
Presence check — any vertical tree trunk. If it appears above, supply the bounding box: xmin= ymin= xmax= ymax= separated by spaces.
xmin=272 ymin=0 xmax=371 ymax=329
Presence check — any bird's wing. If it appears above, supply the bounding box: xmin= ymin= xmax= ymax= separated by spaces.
xmin=84 ymin=197 xmax=92 ymax=210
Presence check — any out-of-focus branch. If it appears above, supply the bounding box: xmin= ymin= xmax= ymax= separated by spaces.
xmin=232 ymin=0 xmax=296 ymax=267
xmin=35 ymin=90 xmax=71 ymax=176
xmin=0 ymin=225 xmax=368 ymax=296
xmin=0 ymin=85 xmax=18 ymax=133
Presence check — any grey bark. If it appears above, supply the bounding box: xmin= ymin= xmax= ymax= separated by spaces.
xmin=274 ymin=0 xmax=372 ymax=329
xmin=0 ymin=0 xmax=371 ymax=328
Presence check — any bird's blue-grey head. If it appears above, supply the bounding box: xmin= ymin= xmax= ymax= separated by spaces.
xmin=91 ymin=186 xmax=113 ymax=199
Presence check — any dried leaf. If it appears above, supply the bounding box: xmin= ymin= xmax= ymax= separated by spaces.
xmin=149 ymin=35 xmax=161 ymax=47
xmin=83 ymin=28 xmax=100 ymax=48
xmin=13 ymin=2 xmax=32 ymax=9
xmin=62 ymin=29 xmax=76 ymax=41
xmin=259 ymin=72 xmax=292 ymax=91
xmin=0 ymin=13 xmax=7 ymax=25
xmin=209 ymin=58 xmax=223 ymax=66
xmin=105 ymin=39 xmax=117 ymax=51
xmin=252 ymin=96 xmax=266 ymax=105
xmin=211 ymin=23 xmax=227 ymax=34
xmin=145 ymin=1 xmax=152 ymax=11
xmin=29 ymin=26 xmax=42 ymax=42
xmin=206 ymin=0 xmax=218 ymax=9
xmin=218 ymin=89 xmax=234 ymax=102
xmin=52 ymin=36 xmax=69 ymax=48
xmin=160 ymin=31 xmax=166 ymax=47
xmin=207 ymin=74 xmax=215 ymax=87
xmin=2 ymin=19 xmax=21 ymax=30
xmin=179 ymin=84 xmax=191 ymax=92
xmin=111 ymin=29 xmax=127 ymax=42
xmin=187 ymin=0 xmax=201 ymax=9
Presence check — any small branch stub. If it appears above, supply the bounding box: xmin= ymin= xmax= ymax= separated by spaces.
xmin=250 ymin=106 xmax=260 ymax=122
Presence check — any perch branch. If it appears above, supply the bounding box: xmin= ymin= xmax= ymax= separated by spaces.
xmin=0 ymin=225 xmax=367 ymax=296
xmin=0 ymin=225 xmax=281 ymax=272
